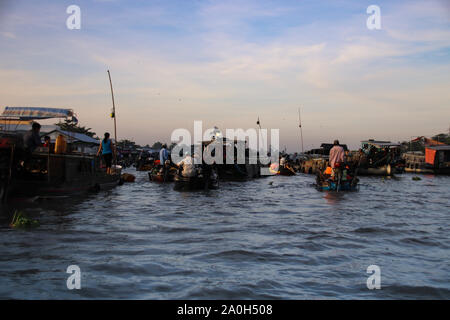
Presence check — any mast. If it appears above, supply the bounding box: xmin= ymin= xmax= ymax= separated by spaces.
xmin=107 ymin=70 xmax=118 ymax=164
xmin=298 ymin=107 xmax=304 ymax=153
xmin=257 ymin=116 xmax=265 ymax=154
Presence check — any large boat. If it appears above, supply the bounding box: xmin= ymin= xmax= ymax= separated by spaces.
xmin=403 ymin=146 xmax=450 ymax=174
xmin=0 ymin=107 xmax=121 ymax=202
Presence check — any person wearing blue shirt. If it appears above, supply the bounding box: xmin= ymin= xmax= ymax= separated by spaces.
xmin=97 ymin=132 xmax=115 ymax=174
xmin=159 ymin=144 xmax=169 ymax=164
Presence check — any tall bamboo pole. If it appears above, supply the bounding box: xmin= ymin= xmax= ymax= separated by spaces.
xmin=298 ymin=107 xmax=304 ymax=153
xmin=107 ymin=70 xmax=118 ymax=165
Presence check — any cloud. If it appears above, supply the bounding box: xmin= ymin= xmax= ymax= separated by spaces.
xmin=0 ymin=31 xmax=16 ymax=39
xmin=0 ymin=0 xmax=449 ymax=149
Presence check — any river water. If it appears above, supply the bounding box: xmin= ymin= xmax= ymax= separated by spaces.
xmin=0 ymin=171 xmax=449 ymax=299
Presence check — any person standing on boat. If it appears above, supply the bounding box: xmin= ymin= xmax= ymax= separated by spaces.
xmin=23 ymin=122 xmax=42 ymax=153
xmin=328 ymin=139 xmax=345 ymax=179
xmin=329 ymin=140 xmax=345 ymax=168
xmin=159 ymin=144 xmax=171 ymax=179
xmin=159 ymin=144 xmax=170 ymax=164
xmin=97 ymin=132 xmax=115 ymax=174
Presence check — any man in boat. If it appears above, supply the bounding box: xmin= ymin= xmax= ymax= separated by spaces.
xmin=159 ymin=144 xmax=172 ymax=180
xmin=159 ymin=144 xmax=169 ymax=164
xmin=326 ymin=140 xmax=345 ymax=179
xmin=23 ymin=122 xmax=42 ymax=153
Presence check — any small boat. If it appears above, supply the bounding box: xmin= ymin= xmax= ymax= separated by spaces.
xmin=315 ymin=167 xmax=359 ymax=192
xmin=173 ymin=167 xmax=219 ymax=191
xmin=269 ymin=163 xmax=296 ymax=176
xmin=148 ymin=165 xmax=177 ymax=183
xmin=316 ymin=178 xmax=358 ymax=191
xmin=279 ymin=165 xmax=296 ymax=176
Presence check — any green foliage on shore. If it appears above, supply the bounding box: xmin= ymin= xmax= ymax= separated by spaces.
xmin=56 ymin=119 xmax=97 ymax=138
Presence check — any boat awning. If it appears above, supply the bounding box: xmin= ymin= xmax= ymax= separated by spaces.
xmin=425 ymin=148 xmax=437 ymax=165
xmin=0 ymin=107 xmax=75 ymax=121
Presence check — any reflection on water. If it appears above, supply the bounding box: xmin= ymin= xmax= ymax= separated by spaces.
xmin=0 ymin=171 xmax=449 ymax=299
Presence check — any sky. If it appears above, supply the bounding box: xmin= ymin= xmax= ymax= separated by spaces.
xmin=0 ymin=0 xmax=449 ymax=151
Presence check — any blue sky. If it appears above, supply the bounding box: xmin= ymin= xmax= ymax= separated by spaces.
xmin=1 ymin=0 xmax=450 ymax=150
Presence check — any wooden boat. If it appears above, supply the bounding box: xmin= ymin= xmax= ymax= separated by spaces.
xmin=316 ymin=179 xmax=358 ymax=191
xmin=269 ymin=163 xmax=296 ymax=176
xmin=0 ymin=107 xmax=121 ymax=202
xmin=279 ymin=165 xmax=296 ymax=176
xmin=148 ymin=166 xmax=177 ymax=183
xmin=173 ymin=167 xmax=219 ymax=191
xmin=357 ymin=164 xmax=393 ymax=176
xmin=315 ymin=167 xmax=359 ymax=192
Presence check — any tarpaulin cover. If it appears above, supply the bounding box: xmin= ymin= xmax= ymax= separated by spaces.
xmin=0 ymin=107 xmax=73 ymax=120
xmin=425 ymin=148 xmax=436 ymax=165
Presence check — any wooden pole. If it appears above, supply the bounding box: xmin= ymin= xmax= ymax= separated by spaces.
xmin=298 ymin=107 xmax=304 ymax=153
xmin=107 ymin=70 xmax=118 ymax=165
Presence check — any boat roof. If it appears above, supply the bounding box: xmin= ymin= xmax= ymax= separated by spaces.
xmin=0 ymin=123 xmax=59 ymax=133
xmin=45 ymin=129 xmax=100 ymax=145
xmin=0 ymin=107 xmax=74 ymax=121
xmin=426 ymin=145 xmax=450 ymax=151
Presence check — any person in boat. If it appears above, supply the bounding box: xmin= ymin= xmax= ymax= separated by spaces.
xmin=97 ymin=132 xmax=115 ymax=174
xmin=159 ymin=144 xmax=169 ymax=164
xmin=43 ymin=136 xmax=51 ymax=148
xmin=159 ymin=143 xmax=171 ymax=175
xmin=325 ymin=139 xmax=345 ymax=179
xmin=23 ymin=122 xmax=42 ymax=153
xmin=176 ymin=152 xmax=197 ymax=177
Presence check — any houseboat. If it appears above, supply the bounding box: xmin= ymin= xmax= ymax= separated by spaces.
xmin=0 ymin=107 xmax=121 ymax=202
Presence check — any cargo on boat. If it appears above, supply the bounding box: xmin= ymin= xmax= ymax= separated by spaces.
xmin=0 ymin=107 xmax=121 ymax=202
xmin=352 ymin=140 xmax=402 ymax=176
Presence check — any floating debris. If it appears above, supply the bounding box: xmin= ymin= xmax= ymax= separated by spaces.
xmin=10 ymin=211 xmax=40 ymax=229
xmin=412 ymin=176 xmax=421 ymax=181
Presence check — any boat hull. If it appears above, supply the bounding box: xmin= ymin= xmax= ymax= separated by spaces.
xmin=173 ymin=174 xmax=219 ymax=191
xmin=316 ymin=180 xmax=358 ymax=191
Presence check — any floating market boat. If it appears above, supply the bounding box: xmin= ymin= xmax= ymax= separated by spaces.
xmin=315 ymin=166 xmax=359 ymax=192
xmin=269 ymin=163 xmax=296 ymax=176
xmin=0 ymin=107 xmax=121 ymax=202
xmin=316 ymin=178 xmax=358 ymax=191
xmin=173 ymin=167 xmax=219 ymax=191
xmin=148 ymin=165 xmax=177 ymax=183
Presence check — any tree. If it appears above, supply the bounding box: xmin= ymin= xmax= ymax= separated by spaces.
xmin=56 ymin=119 xmax=96 ymax=138
xmin=117 ymin=139 xmax=139 ymax=149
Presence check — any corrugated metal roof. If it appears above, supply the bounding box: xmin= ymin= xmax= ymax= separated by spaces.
xmin=45 ymin=129 xmax=100 ymax=145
